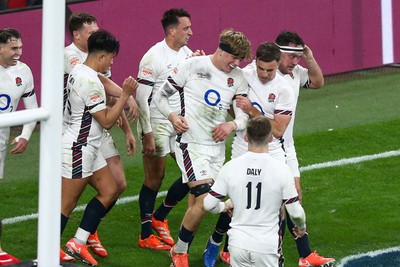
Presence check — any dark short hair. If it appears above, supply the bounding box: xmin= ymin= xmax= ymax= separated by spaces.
xmin=88 ymin=29 xmax=119 ymax=55
xmin=275 ymin=31 xmax=305 ymax=47
xmin=246 ymin=116 xmax=272 ymax=146
xmin=256 ymin=42 xmax=281 ymax=63
xmin=0 ymin=28 xmax=21 ymax=44
xmin=68 ymin=12 xmax=97 ymax=35
xmin=161 ymin=8 xmax=191 ymax=33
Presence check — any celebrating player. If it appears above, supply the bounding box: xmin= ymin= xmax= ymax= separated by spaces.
xmin=62 ymin=12 xmax=138 ymax=261
xmin=61 ymin=29 xmax=137 ymax=267
xmin=0 ymin=28 xmax=38 ymax=180
xmin=135 ymin=8 xmax=204 ymax=250
xmin=154 ymin=29 xmax=251 ymax=267
xmin=204 ymin=116 xmax=307 ymax=267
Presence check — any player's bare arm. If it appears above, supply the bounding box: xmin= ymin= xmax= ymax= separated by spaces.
xmin=93 ymin=76 xmax=137 ymax=129
xmin=98 ymin=73 xmax=139 ymax=121
xmin=212 ymin=121 xmax=236 ymax=143
xmin=302 ymin=45 xmax=324 ymax=88
xmin=141 ymin=132 xmax=156 ymax=156
xmin=235 ymin=95 xmax=262 ymax=118
xmin=270 ymin=113 xmax=292 ymax=138
xmin=168 ymin=112 xmax=189 ymax=134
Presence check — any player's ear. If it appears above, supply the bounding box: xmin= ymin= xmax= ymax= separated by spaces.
xmin=244 ymin=133 xmax=249 ymax=142
xmin=268 ymin=133 xmax=273 ymax=142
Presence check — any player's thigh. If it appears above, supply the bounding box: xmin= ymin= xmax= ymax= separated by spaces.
xmin=61 ymin=176 xmax=89 ymax=215
xmin=175 ymin=142 xmax=225 ymax=183
xmin=152 ymin=122 xmax=177 ymax=157
xmin=105 ymin=155 xmax=126 ymax=188
xmin=91 ymin=166 xmax=118 ymax=197
xmin=99 ymin=130 xmax=120 ymax=159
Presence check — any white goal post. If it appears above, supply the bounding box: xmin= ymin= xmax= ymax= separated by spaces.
xmin=0 ymin=1 xmax=65 ymax=266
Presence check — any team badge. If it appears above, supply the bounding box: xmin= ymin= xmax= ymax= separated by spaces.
xmin=227 ymin=77 xmax=234 ymax=87
xmin=268 ymin=93 xmax=276 ymax=103
xmin=15 ymin=77 xmax=22 ymax=87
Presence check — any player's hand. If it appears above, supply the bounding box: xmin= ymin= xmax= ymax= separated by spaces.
xmin=191 ymin=49 xmax=206 ymax=57
xmin=292 ymin=225 xmax=306 ymax=238
xmin=142 ymin=132 xmax=156 ymax=156
xmin=125 ymin=132 xmax=136 ymax=156
xmin=224 ymin=199 xmax=234 ymax=217
xmin=10 ymin=137 xmax=28 ymax=154
xmin=126 ymin=95 xmax=139 ymax=122
xmin=212 ymin=122 xmax=235 ymax=142
xmin=235 ymin=95 xmax=254 ymax=115
xmin=169 ymin=113 xmax=189 ymax=134
xmin=302 ymin=45 xmax=314 ymax=60
xmin=122 ymin=76 xmax=138 ymax=97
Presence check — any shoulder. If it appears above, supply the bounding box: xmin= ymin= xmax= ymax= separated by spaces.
xmin=14 ymin=61 xmax=33 ymax=76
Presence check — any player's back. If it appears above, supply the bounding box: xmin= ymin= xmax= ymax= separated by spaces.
xmin=223 ymin=151 xmax=297 ymax=254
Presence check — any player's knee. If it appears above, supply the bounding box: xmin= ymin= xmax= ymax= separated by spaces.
xmin=144 ymin=175 xmax=164 ymax=191
xmin=190 ymin=183 xmax=212 ymax=198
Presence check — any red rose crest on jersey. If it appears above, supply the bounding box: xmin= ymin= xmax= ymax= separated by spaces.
xmin=227 ymin=77 xmax=234 ymax=87
xmin=15 ymin=77 xmax=22 ymax=87
xmin=268 ymin=93 xmax=276 ymax=103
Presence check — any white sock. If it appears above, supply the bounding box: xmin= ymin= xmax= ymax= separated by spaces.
xmin=74 ymin=227 xmax=90 ymax=245
xmin=174 ymin=238 xmax=189 ymax=253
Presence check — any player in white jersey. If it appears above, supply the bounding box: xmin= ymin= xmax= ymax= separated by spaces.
xmin=154 ymin=29 xmax=251 ymax=267
xmin=61 ymin=30 xmax=137 ymax=267
xmin=275 ymin=31 xmax=335 ymax=267
xmin=135 ymin=8 xmax=205 ymax=250
xmin=61 ymin=12 xmax=138 ymax=261
xmin=204 ymin=43 xmax=296 ymax=267
xmin=0 ymin=28 xmax=38 ymax=180
xmin=204 ymin=116 xmax=307 ymax=267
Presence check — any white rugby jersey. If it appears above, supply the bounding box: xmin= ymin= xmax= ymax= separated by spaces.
xmin=136 ymin=39 xmax=192 ymax=134
xmin=232 ymin=61 xmax=295 ymax=156
xmin=64 ymin=43 xmax=110 ymax=89
xmin=64 ymin=42 xmax=87 ymax=75
xmin=63 ymin=64 xmax=107 ymax=149
xmin=278 ymin=65 xmax=310 ymax=148
xmin=210 ymin=151 xmax=298 ymax=254
xmin=0 ymin=61 xmax=38 ymax=143
xmin=160 ymin=55 xmax=249 ymax=145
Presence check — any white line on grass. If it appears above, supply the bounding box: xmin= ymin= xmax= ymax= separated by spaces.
xmin=3 ymin=149 xmax=400 ymax=225
xmin=337 ymin=246 xmax=400 ymax=267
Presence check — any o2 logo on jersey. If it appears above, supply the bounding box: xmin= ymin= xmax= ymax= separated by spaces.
xmin=0 ymin=94 xmax=12 ymax=112
xmin=204 ymin=89 xmax=223 ymax=110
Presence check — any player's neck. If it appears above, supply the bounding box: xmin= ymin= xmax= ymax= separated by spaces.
xmin=248 ymin=145 xmax=268 ymax=154
xmin=165 ymin=37 xmax=182 ymax=52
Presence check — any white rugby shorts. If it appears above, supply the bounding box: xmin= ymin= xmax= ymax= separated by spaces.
xmin=175 ymin=142 xmax=225 ymax=183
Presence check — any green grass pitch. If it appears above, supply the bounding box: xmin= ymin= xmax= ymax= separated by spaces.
xmin=1 ymin=69 xmax=400 ymax=266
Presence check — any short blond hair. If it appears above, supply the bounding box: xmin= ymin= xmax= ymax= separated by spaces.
xmin=219 ymin=29 xmax=252 ymax=60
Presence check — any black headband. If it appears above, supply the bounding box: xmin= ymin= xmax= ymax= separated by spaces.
xmin=219 ymin=43 xmax=241 ymax=58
